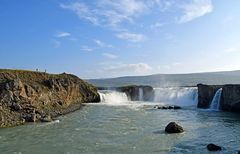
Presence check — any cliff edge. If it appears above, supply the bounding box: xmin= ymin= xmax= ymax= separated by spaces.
xmin=0 ymin=69 xmax=100 ymax=127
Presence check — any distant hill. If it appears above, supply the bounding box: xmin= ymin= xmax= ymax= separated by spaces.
xmin=87 ymin=70 xmax=240 ymax=87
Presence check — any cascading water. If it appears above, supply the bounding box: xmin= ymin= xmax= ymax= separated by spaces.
xmin=99 ymin=90 xmax=129 ymax=105
xmin=209 ymin=88 xmax=222 ymax=110
xmin=138 ymin=88 xmax=144 ymax=101
xmin=153 ymin=87 xmax=198 ymax=106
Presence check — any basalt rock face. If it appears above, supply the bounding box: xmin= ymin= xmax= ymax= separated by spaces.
xmin=197 ymin=84 xmax=223 ymax=108
xmin=221 ymin=85 xmax=240 ymax=112
xmin=0 ymin=69 xmax=100 ymax=127
xmin=116 ymin=85 xmax=154 ymax=101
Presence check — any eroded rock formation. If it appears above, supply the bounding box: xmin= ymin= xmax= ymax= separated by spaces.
xmin=0 ymin=69 xmax=100 ymax=127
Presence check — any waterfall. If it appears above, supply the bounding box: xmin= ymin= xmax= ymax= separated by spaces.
xmin=138 ymin=88 xmax=143 ymax=101
xmin=209 ymin=88 xmax=222 ymax=110
xmin=99 ymin=90 xmax=129 ymax=105
xmin=153 ymin=87 xmax=198 ymax=106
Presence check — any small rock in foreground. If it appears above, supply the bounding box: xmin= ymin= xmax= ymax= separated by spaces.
xmin=207 ymin=143 xmax=222 ymax=151
xmin=165 ymin=122 xmax=184 ymax=133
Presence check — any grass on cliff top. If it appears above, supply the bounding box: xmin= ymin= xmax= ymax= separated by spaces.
xmin=0 ymin=69 xmax=95 ymax=89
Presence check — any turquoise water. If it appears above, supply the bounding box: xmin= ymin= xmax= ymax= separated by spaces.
xmin=0 ymin=102 xmax=240 ymax=154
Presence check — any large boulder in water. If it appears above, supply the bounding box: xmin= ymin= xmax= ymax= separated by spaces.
xmin=207 ymin=143 xmax=222 ymax=151
xmin=197 ymin=84 xmax=223 ymax=108
xmin=165 ymin=122 xmax=184 ymax=133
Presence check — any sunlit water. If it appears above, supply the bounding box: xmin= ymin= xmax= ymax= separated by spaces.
xmin=1 ymin=102 xmax=240 ymax=154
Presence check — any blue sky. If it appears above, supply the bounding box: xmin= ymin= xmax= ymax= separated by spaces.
xmin=0 ymin=0 xmax=240 ymax=79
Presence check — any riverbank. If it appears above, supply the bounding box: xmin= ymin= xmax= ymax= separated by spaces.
xmin=0 ymin=69 xmax=100 ymax=127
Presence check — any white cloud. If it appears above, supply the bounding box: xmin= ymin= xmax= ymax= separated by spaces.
xmin=94 ymin=39 xmax=113 ymax=48
xmin=103 ymin=63 xmax=152 ymax=73
xmin=56 ymin=32 xmax=71 ymax=38
xmin=102 ymin=53 xmax=118 ymax=59
xmin=81 ymin=46 xmax=93 ymax=52
xmin=60 ymin=0 xmax=148 ymax=27
xmin=177 ymin=0 xmax=213 ymax=24
xmin=116 ymin=32 xmax=145 ymax=42
xmin=60 ymin=3 xmax=99 ymax=25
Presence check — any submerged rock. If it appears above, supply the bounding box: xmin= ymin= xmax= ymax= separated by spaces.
xmin=165 ymin=122 xmax=184 ymax=133
xmin=154 ymin=105 xmax=181 ymax=110
xmin=207 ymin=143 xmax=222 ymax=151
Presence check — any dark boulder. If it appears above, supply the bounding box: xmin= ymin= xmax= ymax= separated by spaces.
xmin=165 ymin=122 xmax=184 ymax=133
xmin=207 ymin=143 xmax=222 ymax=151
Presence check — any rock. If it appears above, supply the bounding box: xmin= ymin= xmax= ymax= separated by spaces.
xmin=197 ymin=84 xmax=223 ymax=108
xmin=40 ymin=115 xmax=52 ymax=122
xmin=116 ymin=85 xmax=154 ymax=101
xmin=154 ymin=105 xmax=181 ymax=110
xmin=221 ymin=85 xmax=240 ymax=112
xmin=165 ymin=122 xmax=184 ymax=133
xmin=0 ymin=69 xmax=100 ymax=128
xmin=207 ymin=144 xmax=222 ymax=151
xmin=11 ymin=103 xmax=22 ymax=111
xmin=23 ymin=113 xmax=36 ymax=122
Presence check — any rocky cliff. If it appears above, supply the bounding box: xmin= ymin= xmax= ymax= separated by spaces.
xmin=0 ymin=69 xmax=100 ymax=127
xmin=221 ymin=85 xmax=240 ymax=112
xmin=197 ymin=84 xmax=240 ymax=112
xmin=197 ymin=84 xmax=223 ymax=108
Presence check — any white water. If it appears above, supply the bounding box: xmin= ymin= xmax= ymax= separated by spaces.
xmin=154 ymin=87 xmax=198 ymax=106
xmin=138 ymin=88 xmax=143 ymax=101
xmin=209 ymin=88 xmax=222 ymax=110
xmin=99 ymin=90 xmax=129 ymax=105
xmin=98 ymin=87 xmax=198 ymax=107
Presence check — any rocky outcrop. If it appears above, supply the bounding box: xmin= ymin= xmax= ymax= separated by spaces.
xmin=165 ymin=122 xmax=184 ymax=133
xmin=197 ymin=84 xmax=240 ymax=112
xmin=197 ymin=84 xmax=223 ymax=108
xmin=0 ymin=69 xmax=100 ymax=127
xmin=116 ymin=85 xmax=154 ymax=101
xmin=154 ymin=105 xmax=181 ymax=110
xmin=221 ymin=84 xmax=240 ymax=112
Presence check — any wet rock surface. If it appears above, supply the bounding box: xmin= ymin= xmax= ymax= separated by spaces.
xmin=165 ymin=122 xmax=184 ymax=133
